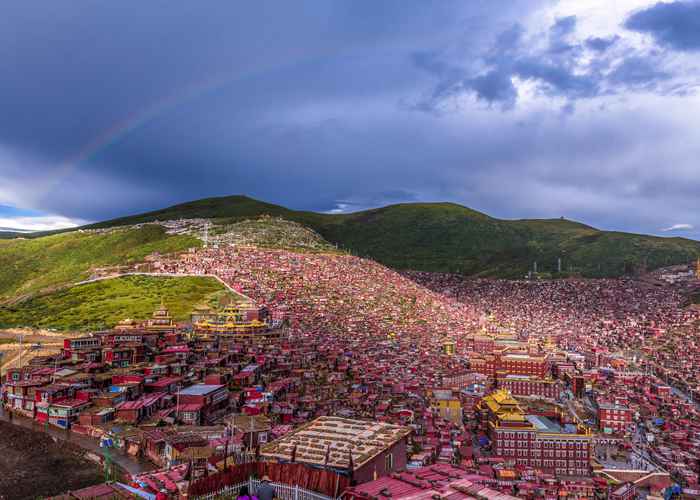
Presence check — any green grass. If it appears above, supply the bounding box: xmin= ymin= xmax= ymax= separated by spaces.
xmin=0 ymin=224 xmax=200 ymax=303
xmin=0 ymin=275 xmax=230 ymax=331
xmin=7 ymin=195 xmax=700 ymax=279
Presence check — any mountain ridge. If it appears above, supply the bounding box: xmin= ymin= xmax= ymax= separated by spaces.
xmin=4 ymin=194 xmax=700 ymax=278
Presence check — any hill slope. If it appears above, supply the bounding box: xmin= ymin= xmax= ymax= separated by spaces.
xmin=77 ymin=195 xmax=700 ymax=278
xmin=0 ymin=225 xmax=199 ymax=303
xmin=0 ymin=275 xmax=229 ymax=331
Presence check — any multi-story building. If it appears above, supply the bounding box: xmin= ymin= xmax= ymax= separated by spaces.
xmin=597 ymin=403 xmax=633 ymax=434
xmin=177 ymin=384 xmax=230 ymax=424
xmin=478 ymin=389 xmax=592 ymax=477
xmin=3 ymin=368 xmax=46 ymax=417
xmin=62 ymin=336 xmax=101 ymax=362
xmin=473 ymin=335 xmax=496 ymax=354
xmin=498 ymin=354 xmax=549 ymax=378
xmin=430 ymin=389 xmax=463 ymax=426
xmin=496 ymin=374 xmax=561 ymax=400
xmin=103 ymin=345 xmax=145 ymax=367
xmin=469 ymin=354 xmax=496 ymax=378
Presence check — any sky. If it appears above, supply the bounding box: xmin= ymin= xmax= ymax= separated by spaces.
xmin=1 ymin=1 xmax=700 ymax=238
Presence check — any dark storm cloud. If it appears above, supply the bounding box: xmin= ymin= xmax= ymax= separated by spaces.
xmin=607 ymin=57 xmax=671 ymax=87
xmin=626 ymin=1 xmax=700 ymax=51
xmin=548 ymin=15 xmax=578 ymax=54
xmin=470 ymin=70 xmax=518 ymax=109
xmin=585 ymin=36 xmax=620 ymax=52
xmin=0 ymin=1 xmax=699 ymax=240
xmin=412 ymin=12 xmax=684 ymax=110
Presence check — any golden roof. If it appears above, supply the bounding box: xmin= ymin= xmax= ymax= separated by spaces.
xmin=481 ymin=389 xmax=526 ymax=419
xmin=498 ymin=410 xmax=527 ymax=422
xmin=491 ymin=389 xmax=519 ymax=405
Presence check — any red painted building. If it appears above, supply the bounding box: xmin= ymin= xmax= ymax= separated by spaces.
xmin=498 ymin=354 xmax=549 ymax=378
xmin=177 ymin=384 xmax=230 ymax=424
xmin=598 ymin=403 xmax=633 ymax=434
xmin=261 ymin=416 xmax=411 ymax=484
xmin=115 ymin=393 xmax=165 ymax=423
xmin=470 ymin=355 xmax=496 ymax=378
xmin=497 ymin=374 xmax=560 ymax=400
xmin=473 ymin=335 xmax=496 ymax=354
xmin=479 ymin=390 xmax=592 ymax=477
xmin=62 ymin=336 xmax=101 ymax=362
xmin=144 ymin=376 xmax=182 ymax=394
xmin=103 ymin=345 xmax=145 ymax=367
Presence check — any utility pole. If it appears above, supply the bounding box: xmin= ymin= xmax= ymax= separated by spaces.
xmin=176 ymin=384 xmax=181 ymax=423
xmin=18 ymin=334 xmax=23 ymax=370
xmin=249 ymin=416 xmax=254 ymax=452
xmin=52 ymin=353 xmax=59 ymax=384
xmin=100 ymin=436 xmax=113 ymax=482
xmin=224 ymin=424 xmax=232 ymax=470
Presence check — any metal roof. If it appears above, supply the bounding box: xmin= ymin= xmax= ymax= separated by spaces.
xmin=178 ymin=384 xmax=224 ymax=396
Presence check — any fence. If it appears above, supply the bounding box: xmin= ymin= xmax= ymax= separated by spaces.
xmin=187 ymin=461 xmax=349 ymax=498
xmin=193 ymin=479 xmax=335 ymax=500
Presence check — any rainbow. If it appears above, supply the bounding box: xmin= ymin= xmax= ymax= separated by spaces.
xmin=42 ymin=45 xmax=347 ymax=198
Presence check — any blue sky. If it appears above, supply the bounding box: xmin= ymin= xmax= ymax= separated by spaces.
xmin=1 ymin=1 xmax=700 ymax=237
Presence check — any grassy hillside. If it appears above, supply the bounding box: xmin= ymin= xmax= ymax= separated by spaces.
xmin=68 ymin=195 xmax=700 ymax=278
xmin=0 ymin=225 xmax=200 ymax=303
xmin=5 ymin=195 xmax=700 ymax=280
xmin=85 ymin=195 xmax=297 ymax=228
xmin=0 ymin=275 xmax=229 ymax=331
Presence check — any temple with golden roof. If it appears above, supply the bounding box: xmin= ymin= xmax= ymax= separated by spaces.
xmin=193 ymin=300 xmax=271 ymax=337
xmin=477 ymin=389 xmax=593 ymax=476
xmin=146 ymin=300 xmax=176 ymax=333
xmin=114 ymin=318 xmax=140 ymax=331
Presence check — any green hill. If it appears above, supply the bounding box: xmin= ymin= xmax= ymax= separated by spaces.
xmin=0 ymin=275 xmax=229 ymax=331
xmin=78 ymin=195 xmax=700 ymax=277
xmin=0 ymin=224 xmax=199 ymax=303
xmin=84 ymin=195 xmax=298 ymax=229
xmin=3 ymin=195 xmax=700 ymax=284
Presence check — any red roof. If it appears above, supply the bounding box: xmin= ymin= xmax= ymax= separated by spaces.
xmin=117 ymin=393 xmax=163 ymax=410
xmin=52 ymin=398 xmax=91 ymax=408
xmin=146 ymin=376 xmax=182 ymax=388
xmin=349 ymin=465 xmax=514 ymax=500
xmin=163 ymin=345 xmax=190 ymax=353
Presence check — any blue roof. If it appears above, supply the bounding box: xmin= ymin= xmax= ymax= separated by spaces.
xmin=179 ymin=384 xmax=224 ymax=396
xmin=527 ymin=415 xmax=564 ymax=433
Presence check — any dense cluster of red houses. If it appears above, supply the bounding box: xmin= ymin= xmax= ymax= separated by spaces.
xmin=4 ymin=243 xmax=700 ymax=499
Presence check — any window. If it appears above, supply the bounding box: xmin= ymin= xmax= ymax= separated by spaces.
xmin=385 ymin=453 xmax=394 ymax=471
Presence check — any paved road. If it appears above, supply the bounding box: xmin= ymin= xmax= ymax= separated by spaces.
xmin=0 ymin=406 xmax=155 ymax=475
